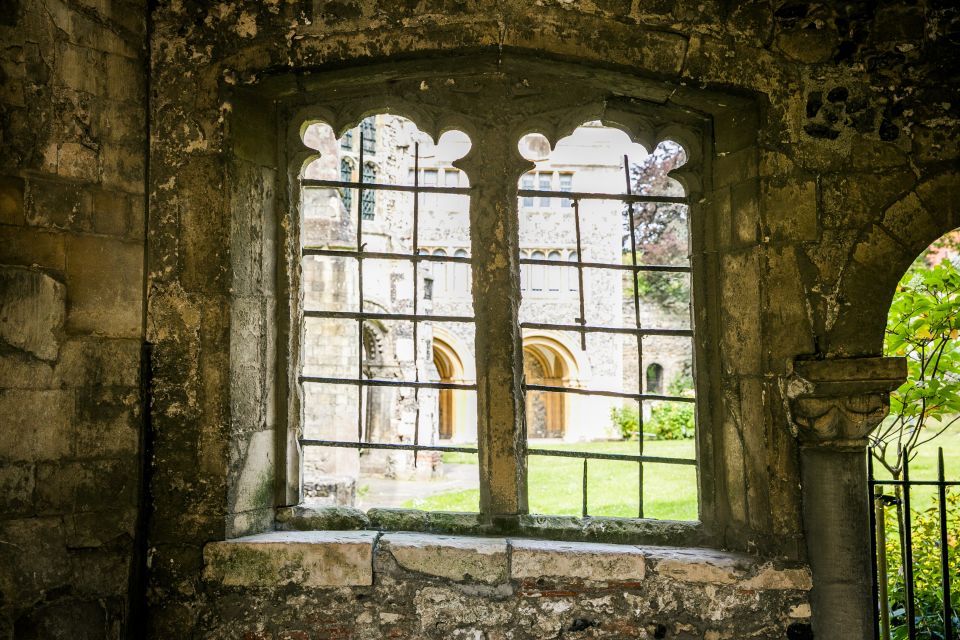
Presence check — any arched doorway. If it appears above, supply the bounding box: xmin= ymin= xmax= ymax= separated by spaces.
xmin=523 ymin=337 xmax=576 ymax=439
xmin=432 ymin=337 xmax=464 ymax=440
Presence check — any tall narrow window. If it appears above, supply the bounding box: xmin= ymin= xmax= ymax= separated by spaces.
xmin=530 ymin=250 xmax=545 ymax=292
xmin=521 ymin=174 xmax=534 ymax=208
xmin=567 ymin=250 xmax=579 ymax=292
xmin=361 ymin=117 xmax=376 ymax=153
xmin=340 ymin=159 xmax=353 ymax=213
xmin=361 ymin=163 xmax=376 ymax=220
xmin=547 ymin=250 xmax=561 ymax=292
xmin=454 ymin=248 xmax=469 ymax=294
xmin=341 ymin=129 xmax=353 ymax=150
xmin=538 ymin=173 xmax=552 ymax=207
xmin=559 ymin=173 xmax=573 ymax=208
xmin=646 ymin=363 xmax=664 ymax=395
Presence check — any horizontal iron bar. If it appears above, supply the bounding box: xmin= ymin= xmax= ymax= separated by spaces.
xmin=299 ymin=439 xmax=479 ymax=454
xmin=301 ymin=179 xmax=687 ymax=204
xmin=518 ymin=188 xmax=687 ymax=204
xmin=869 ymin=479 xmax=960 ymax=487
xmin=302 ymin=248 xmax=472 ymax=264
xmin=523 ymin=383 xmax=696 ymax=403
xmin=304 ymin=310 xmax=475 ymax=323
xmin=302 ymin=179 xmax=471 ymax=195
xmin=527 ymin=447 xmax=697 ymax=465
xmin=300 ymin=376 xmax=477 ymax=391
xmin=519 ymin=257 xmax=691 ymax=273
xmin=521 ymin=322 xmax=692 ymax=337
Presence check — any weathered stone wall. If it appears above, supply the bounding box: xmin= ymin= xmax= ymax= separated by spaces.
xmin=199 ymin=531 xmax=813 ymax=640
xmin=142 ymin=1 xmax=959 ymax=636
xmin=3 ymin=0 xmax=959 ymax=636
xmin=0 ymin=0 xmax=146 ymax=636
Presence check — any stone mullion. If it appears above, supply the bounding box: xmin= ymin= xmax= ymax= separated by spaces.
xmin=461 ymin=130 xmax=529 ymax=524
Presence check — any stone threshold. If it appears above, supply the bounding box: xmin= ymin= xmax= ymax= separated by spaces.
xmin=203 ymin=530 xmax=812 ymax=591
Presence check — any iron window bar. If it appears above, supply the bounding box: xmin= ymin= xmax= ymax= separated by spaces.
xmin=303 ymin=310 xmax=474 ymax=324
xmin=300 ymin=377 xmax=477 ymax=391
xmin=520 ymin=321 xmax=691 ymax=337
xmin=868 ymin=447 xmax=957 ymax=640
xmin=300 ymin=440 xmax=479 ymax=455
xmin=523 ymin=383 xmax=694 ymax=403
xmin=519 ymin=256 xmax=690 ymax=273
xmin=303 ymin=247 xmax=473 ymax=264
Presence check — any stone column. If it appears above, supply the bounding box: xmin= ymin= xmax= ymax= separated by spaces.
xmin=784 ymin=356 xmax=906 ymax=639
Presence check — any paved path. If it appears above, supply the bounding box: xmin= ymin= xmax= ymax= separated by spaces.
xmin=356 ymin=463 xmax=478 ymax=510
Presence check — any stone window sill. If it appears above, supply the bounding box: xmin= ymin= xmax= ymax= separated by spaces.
xmin=203 ymin=530 xmax=813 ymax=596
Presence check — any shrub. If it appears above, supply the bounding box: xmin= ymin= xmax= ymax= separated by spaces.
xmin=611 ymin=405 xmax=640 ymax=440
xmin=611 ymin=373 xmax=695 ymax=440
xmin=883 ymin=489 xmax=960 ymax=639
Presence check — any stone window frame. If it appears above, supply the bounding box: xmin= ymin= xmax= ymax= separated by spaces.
xmin=242 ymin=53 xmax=766 ymax=550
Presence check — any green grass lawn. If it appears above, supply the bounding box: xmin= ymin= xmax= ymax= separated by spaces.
xmin=405 ymin=423 xmax=960 ymax=519
xmin=404 ymin=439 xmax=698 ymax=520
xmin=870 ymin=421 xmax=960 ymax=510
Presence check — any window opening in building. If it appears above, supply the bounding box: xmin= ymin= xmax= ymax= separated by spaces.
xmin=297 ymin=114 xmax=695 ymax=522
xmin=646 ymin=362 xmax=664 ymax=395
xmin=517 ymin=122 xmax=696 ymax=520
xmin=361 ymin=163 xmax=376 ymax=220
xmin=299 ymin=117 xmax=477 ymax=512
xmin=340 ymin=159 xmax=353 ymax=212
xmin=361 ymin=117 xmax=376 ymax=153
xmin=341 ymin=129 xmax=353 ymax=150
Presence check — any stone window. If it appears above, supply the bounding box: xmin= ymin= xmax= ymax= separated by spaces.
xmin=360 ymin=162 xmax=376 ymax=220
xmin=276 ymin=58 xmax=746 ymax=544
xmin=646 ymin=363 xmax=664 ymax=395
xmin=361 ymin=117 xmax=376 ymax=153
xmin=339 ymin=159 xmax=353 ymax=213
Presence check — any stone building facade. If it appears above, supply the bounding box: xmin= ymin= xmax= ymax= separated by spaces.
xmin=1 ymin=2 xmax=958 ymax=639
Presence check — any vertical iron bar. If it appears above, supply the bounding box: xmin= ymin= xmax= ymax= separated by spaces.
xmin=412 ymin=143 xmax=421 ymax=465
xmin=939 ymin=448 xmax=954 ymax=640
xmin=903 ymin=451 xmax=916 ymax=639
xmin=572 ymin=199 xmax=587 ymax=350
xmin=357 ymin=129 xmax=366 ymax=443
xmin=582 ymin=458 xmax=588 ymax=518
xmin=624 ymin=154 xmax=644 ymax=519
xmin=868 ymin=453 xmax=882 ymax=640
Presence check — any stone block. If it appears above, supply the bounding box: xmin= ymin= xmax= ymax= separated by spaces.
xmin=381 ymin=533 xmax=508 ymax=584
xmin=0 ymin=517 xmax=71 ymax=607
xmin=730 ymin=179 xmax=760 ymax=246
xmin=64 ymin=235 xmax=142 ymax=338
xmin=0 ymin=175 xmax=25 ymax=225
xmin=0 ymin=226 xmax=66 ymax=271
xmin=719 ymin=251 xmax=761 ymax=375
xmin=56 ymin=337 xmax=141 ymax=387
xmin=26 ymin=176 xmax=92 ymax=231
xmin=510 ymin=538 xmax=645 ymax=582
xmin=741 ymin=563 xmax=812 ymax=591
xmin=0 ymin=265 xmax=65 ymax=360
xmin=73 ymin=386 xmax=139 ymax=458
xmin=35 ymin=459 xmax=137 ymax=513
xmin=100 ymin=143 xmax=145 ymax=193
xmin=203 ymin=531 xmax=377 ymax=587
xmin=0 ymin=462 xmax=35 ymax=514
xmin=90 ymin=188 xmax=132 ymax=236
xmin=63 ymin=507 xmax=137 ymax=548
xmin=105 ymin=53 xmax=142 ymax=102
xmin=57 ymin=142 xmax=99 ymax=180
xmin=0 ymin=353 xmax=55 ymax=388
xmin=0 ymin=389 xmax=73 ymax=461
xmin=646 ymin=547 xmax=752 ymax=584
xmin=714 ymin=147 xmax=758 ymax=189
xmin=762 ymin=178 xmax=817 ymax=242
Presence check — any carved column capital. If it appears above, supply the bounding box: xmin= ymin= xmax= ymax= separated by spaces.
xmin=783 ymin=357 xmax=906 ymax=450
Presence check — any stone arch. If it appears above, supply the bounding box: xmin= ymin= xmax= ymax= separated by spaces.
xmin=830 ymin=170 xmax=960 ymax=357
xmin=432 ymin=328 xmax=476 ymax=442
xmin=522 ymin=333 xmax=585 ymax=439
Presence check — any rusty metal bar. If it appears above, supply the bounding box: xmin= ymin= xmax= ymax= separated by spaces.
xmin=572 ymin=199 xmax=587 ymax=349
xmin=519 ymin=256 xmax=690 ymax=273
xmin=527 ymin=448 xmax=697 ymax=465
xmin=903 ymin=452 xmax=916 ymax=640
xmin=300 ymin=439 xmax=478 ymax=454
xmin=303 ymin=178 xmax=471 ymax=195
xmin=302 ymin=247 xmax=472 ymax=264
xmin=304 ymin=310 xmax=474 ymax=323
xmin=523 ymin=383 xmax=695 ymax=403
xmin=938 ymin=448 xmax=954 ymax=640
xmin=300 ymin=376 xmax=476 ymax=391
xmin=582 ymin=459 xmax=589 ymax=518
xmin=412 ymin=142 xmax=421 ymax=464
xmin=519 ymin=321 xmax=691 ymax=337
xmin=625 ymin=153 xmax=645 ymax=519
xmin=356 ymin=130 xmax=366 ymax=443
